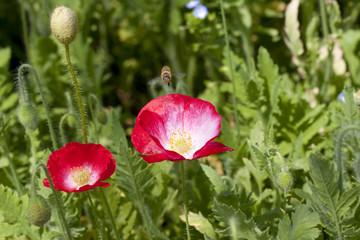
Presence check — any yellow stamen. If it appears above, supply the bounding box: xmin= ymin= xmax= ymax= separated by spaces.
xmin=169 ymin=129 xmax=192 ymax=154
xmin=70 ymin=166 xmax=91 ymax=187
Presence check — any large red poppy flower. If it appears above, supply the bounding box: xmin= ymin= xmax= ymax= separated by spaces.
xmin=131 ymin=94 xmax=233 ymax=163
xmin=43 ymin=142 xmax=116 ymax=193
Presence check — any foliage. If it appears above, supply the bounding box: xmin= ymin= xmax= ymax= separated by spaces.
xmin=1 ymin=0 xmax=360 ymax=239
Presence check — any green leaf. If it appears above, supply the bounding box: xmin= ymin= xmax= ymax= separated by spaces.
xmin=257 ymin=47 xmax=278 ymax=93
xmin=0 ymin=185 xmax=39 ymax=239
xmin=213 ymin=199 xmax=269 ymax=240
xmin=303 ymin=154 xmax=360 ymax=239
xmin=179 ymin=212 xmax=216 ymax=239
xmin=200 ymin=164 xmax=227 ymax=195
xmin=277 ymin=204 xmax=321 ymax=240
xmin=0 ymin=47 xmax=11 ymax=69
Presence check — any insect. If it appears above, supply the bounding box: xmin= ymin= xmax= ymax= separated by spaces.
xmin=148 ymin=66 xmax=186 ymax=96
xmin=161 ymin=66 xmax=172 ymax=86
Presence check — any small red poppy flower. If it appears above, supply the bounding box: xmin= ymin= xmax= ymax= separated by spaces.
xmin=131 ymin=94 xmax=233 ymax=163
xmin=43 ymin=142 xmax=116 ymax=193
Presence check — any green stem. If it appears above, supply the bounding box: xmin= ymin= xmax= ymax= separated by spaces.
xmin=181 ymin=161 xmax=191 ymax=240
xmin=86 ymin=191 xmax=105 ymax=240
xmin=18 ymin=64 xmax=58 ymax=150
xmin=26 ymin=129 xmax=37 ymax=168
xmin=59 ymin=113 xmax=78 ymax=146
xmin=319 ymin=0 xmax=331 ymax=97
xmin=335 ymin=125 xmax=360 ymax=192
xmin=319 ymin=0 xmax=329 ymax=40
xmin=219 ymin=0 xmax=240 ymax=137
xmin=0 ymin=117 xmax=24 ymax=195
xmin=98 ymin=188 xmax=121 ymax=240
xmin=19 ymin=0 xmax=30 ymax=61
xmin=89 ymin=94 xmax=100 ymax=144
xmin=229 ymin=217 xmax=238 ymax=240
xmin=64 ymin=44 xmax=88 ymax=144
xmin=276 ymin=152 xmax=287 ymax=171
xmin=33 ymin=163 xmax=72 ymax=240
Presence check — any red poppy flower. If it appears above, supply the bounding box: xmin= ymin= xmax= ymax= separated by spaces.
xmin=131 ymin=94 xmax=233 ymax=163
xmin=43 ymin=142 xmax=116 ymax=193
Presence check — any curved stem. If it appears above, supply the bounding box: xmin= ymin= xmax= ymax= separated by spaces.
xmin=59 ymin=113 xmax=78 ymax=146
xmin=335 ymin=125 xmax=360 ymax=192
xmin=18 ymin=64 xmax=58 ymax=150
xmin=33 ymin=163 xmax=72 ymax=240
xmin=64 ymin=44 xmax=88 ymax=144
xmin=219 ymin=0 xmax=240 ymax=137
xmin=98 ymin=188 xmax=121 ymax=239
xmin=181 ymin=161 xmax=191 ymax=240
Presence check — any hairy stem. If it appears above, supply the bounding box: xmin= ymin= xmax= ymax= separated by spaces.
xmin=64 ymin=44 xmax=88 ymax=144
xmin=181 ymin=161 xmax=191 ymax=240
xmin=32 ymin=163 xmax=72 ymax=240
xmin=18 ymin=64 xmax=58 ymax=150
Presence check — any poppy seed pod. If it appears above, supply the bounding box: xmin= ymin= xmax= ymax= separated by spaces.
xmin=18 ymin=102 xmax=39 ymax=131
xmin=277 ymin=171 xmax=293 ymax=192
xmin=50 ymin=6 xmax=78 ymax=44
xmin=27 ymin=194 xmax=51 ymax=227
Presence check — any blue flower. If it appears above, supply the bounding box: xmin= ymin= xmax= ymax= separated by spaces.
xmin=338 ymin=92 xmax=345 ymax=102
xmin=186 ymin=0 xmax=200 ymax=9
xmin=193 ymin=5 xmax=208 ymax=19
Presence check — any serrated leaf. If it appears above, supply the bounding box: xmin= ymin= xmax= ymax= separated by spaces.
xmin=179 ymin=212 xmax=216 ymax=239
xmin=277 ymin=204 xmax=320 ymax=240
xmin=304 ymin=154 xmax=360 ymax=239
xmin=213 ymin=199 xmax=269 ymax=240
xmin=257 ymin=47 xmax=278 ymax=92
xmin=200 ymin=164 xmax=227 ymax=195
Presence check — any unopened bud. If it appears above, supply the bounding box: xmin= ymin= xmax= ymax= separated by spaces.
xmin=96 ymin=109 xmax=108 ymax=125
xmin=18 ymin=102 xmax=39 ymax=131
xmin=277 ymin=171 xmax=293 ymax=192
xmin=50 ymin=6 xmax=78 ymax=44
xmin=27 ymin=195 xmax=51 ymax=227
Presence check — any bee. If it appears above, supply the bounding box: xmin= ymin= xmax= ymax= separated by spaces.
xmin=161 ymin=66 xmax=172 ymax=86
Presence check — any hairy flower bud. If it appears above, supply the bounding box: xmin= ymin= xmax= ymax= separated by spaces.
xmin=50 ymin=6 xmax=78 ymax=44
xmin=27 ymin=195 xmax=51 ymax=227
xmin=18 ymin=102 xmax=39 ymax=131
xmin=277 ymin=171 xmax=293 ymax=192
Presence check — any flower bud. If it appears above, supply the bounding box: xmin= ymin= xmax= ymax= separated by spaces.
xmin=27 ymin=194 xmax=51 ymax=227
xmin=18 ymin=102 xmax=39 ymax=131
xmin=50 ymin=6 xmax=78 ymax=44
xmin=277 ymin=171 xmax=293 ymax=192
xmin=96 ymin=109 xmax=108 ymax=125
